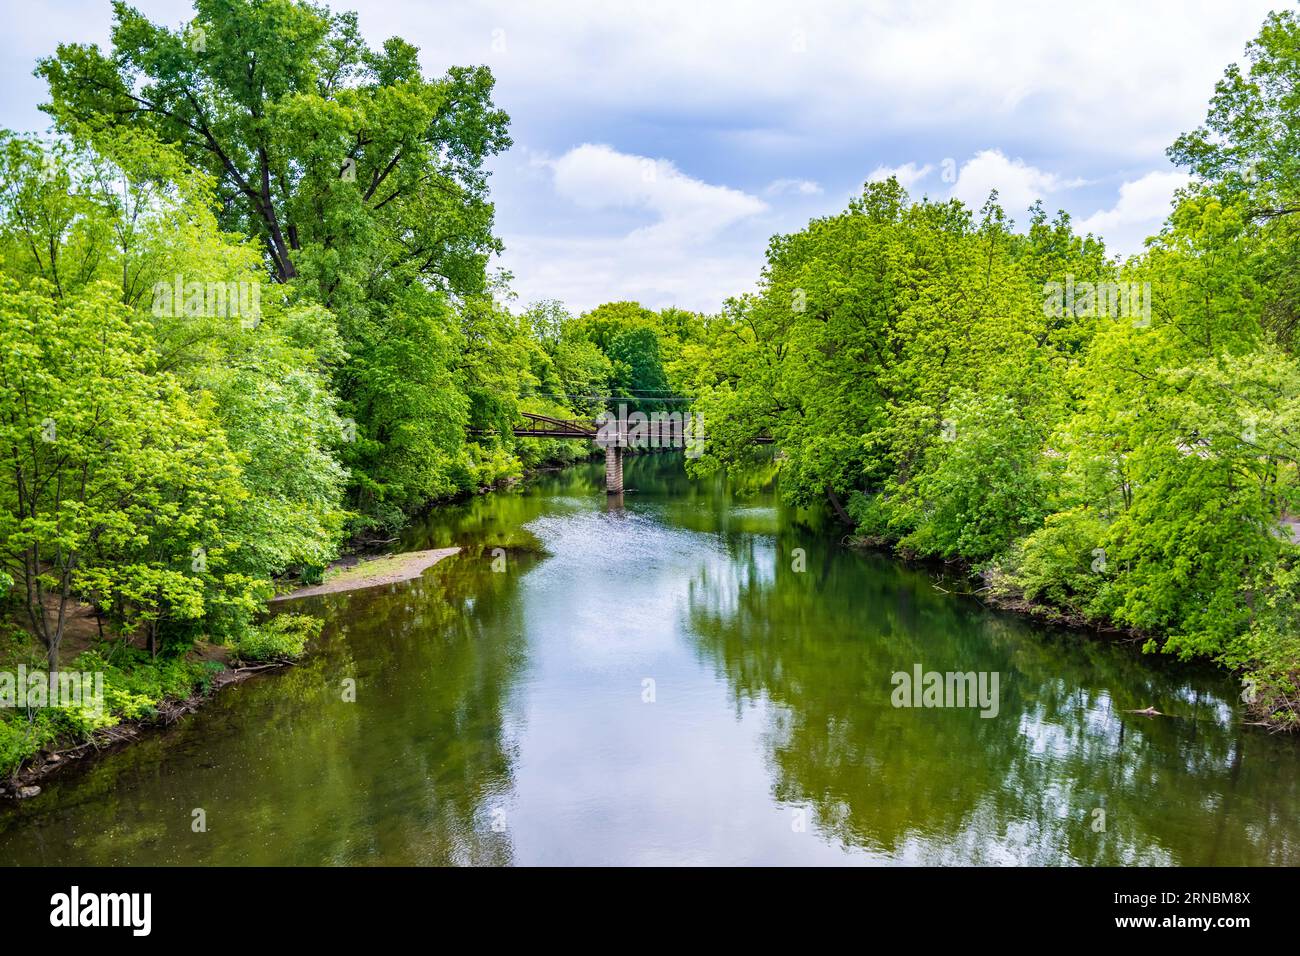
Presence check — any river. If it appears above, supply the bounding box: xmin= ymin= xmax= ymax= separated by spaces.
xmin=1 ymin=453 xmax=1297 ymax=865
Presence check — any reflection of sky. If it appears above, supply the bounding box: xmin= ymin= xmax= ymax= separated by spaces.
xmin=1017 ymin=687 xmax=1125 ymax=760
xmin=432 ymin=467 xmax=1297 ymax=865
xmin=3 ymin=458 xmax=1293 ymax=865
xmin=482 ymin=483 xmax=1284 ymax=864
xmin=505 ymin=506 xmax=918 ymax=863
xmin=504 ymin=510 xmax=879 ymax=863
xmin=891 ymin=801 xmax=1177 ymax=867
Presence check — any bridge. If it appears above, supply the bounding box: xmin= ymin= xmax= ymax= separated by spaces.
xmin=506 ymin=413 xmax=602 ymax=440
xmin=510 ymin=412 xmax=692 ymax=494
xmin=475 ymin=409 xmax=772 ymax=494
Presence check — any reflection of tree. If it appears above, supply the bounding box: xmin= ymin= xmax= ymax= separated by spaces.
xmin=686 ymin=531 xmax=1300 ymax=865
xmin=0 ymin=553 xmax=534 ymax=865
xmin=400 ymin=461 xmax=607 ymax=554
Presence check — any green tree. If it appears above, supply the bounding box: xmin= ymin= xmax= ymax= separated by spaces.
xmin=0 ymin=131 xmax=351 ymax=588
xmin=0 ymin=278 xmax=250 ymax=665
xmin=37 ymin=0 xmax=514 ymax=525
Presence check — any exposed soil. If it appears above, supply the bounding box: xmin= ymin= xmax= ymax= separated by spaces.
xmin=270 ymin=547 xmax=461 ymax=602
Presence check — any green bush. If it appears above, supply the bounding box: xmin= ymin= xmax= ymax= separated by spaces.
xmin=847 ymin=482 xmax=919 ymax=544
xmin=0 ymin=710 xmax=59 ymax=778
xmin=232 ymin=614 xmax=322 ymax=663
xmin=1226 ymin=560 xmax=1300 ymax=728
xmin=904 ymin=393 xmax=1048 ymax=561
xmin=1005 ymin=508 xmax=1109 ymax=614
xmin=0 ymin=640 xmax=238 ymax=777
xmin=299 ymin=564 xmax=326 ymax=587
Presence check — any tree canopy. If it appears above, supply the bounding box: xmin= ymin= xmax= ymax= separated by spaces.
xmin=681 ymin=10 xmax=1300 ymax=727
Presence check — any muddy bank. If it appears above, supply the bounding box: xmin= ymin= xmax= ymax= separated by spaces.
xmin=271 ymin=547 xmax=461 ymax=601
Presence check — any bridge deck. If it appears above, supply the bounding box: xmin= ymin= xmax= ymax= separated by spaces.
xmin=469 ymin=411 xmax=775 ymax=444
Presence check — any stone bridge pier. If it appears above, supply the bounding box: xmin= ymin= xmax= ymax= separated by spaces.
xmin=604 ymin=444 xmax=624 ymax=494
xmin=599 ymin=416 xmax=687 ymax=493
xmin=601 ymin=415 xmax=629 ymax=494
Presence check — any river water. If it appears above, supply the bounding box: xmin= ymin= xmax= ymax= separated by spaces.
xmin=1 ymin=453 xmax=1297 ymax=865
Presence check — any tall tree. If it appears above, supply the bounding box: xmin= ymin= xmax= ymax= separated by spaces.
xmin=0 ymin=278 xmax=250 ymax=666
xmin=37 ymin=0 xmax=516 ymax=525
xmin=37 ymin=0 xmax=510 ymax=299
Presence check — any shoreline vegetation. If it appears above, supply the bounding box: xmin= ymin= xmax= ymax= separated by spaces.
xmin=843 ymin=533 xmax=1269 ymax=722
xmin=0 ymin=658 xmax=290 ymax=800
xmin=1 ymin=445 xmax=1293 ymax=801
xmin=675 ymin=11 xmax=1300 ymax=734
xmin=0 ymin=465 xmax=548 ymax=796
xmin=0 ymin=453 xmax=583 ymax=797
xmin=0 ymin=542 xmax=467 ymax=798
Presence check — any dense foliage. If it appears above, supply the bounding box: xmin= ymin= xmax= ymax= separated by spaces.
xmin=682 ymin=10 xmax=1300 ymax=728
xmin=0 ymin=0 xmax=702 ymax=773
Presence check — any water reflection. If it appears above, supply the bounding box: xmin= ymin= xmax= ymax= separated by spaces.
xmin=0 ymin=550 xmax=533 ymax=865
xmin=678 ymin=485 xmax=1300 ymax=865
xmin=0 ymin=452 xmax=1297 ymax=865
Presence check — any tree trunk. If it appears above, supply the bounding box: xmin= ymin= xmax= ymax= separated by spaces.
xmin=824 ymin=484 xmax=854 ymax=526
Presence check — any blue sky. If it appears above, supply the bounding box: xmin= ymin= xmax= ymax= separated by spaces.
xmin=0 ymin=0 xmax=1284 ymax=313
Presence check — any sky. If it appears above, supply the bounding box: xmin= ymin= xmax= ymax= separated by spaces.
xmin=0 ymin=0 xmax=1285 ymax=314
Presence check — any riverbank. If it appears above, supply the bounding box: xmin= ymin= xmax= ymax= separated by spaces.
xmin=271 ymin=547 xmax=460 ymax=601
xmin=0 ymin=657 xmax=287 ymax=799
xmin=0 ymin=451 xmax=581 ymax=797
xmin=846 ymin=531 xmax=1140 ymax=639
xmin=4 ymin=450 xmax=1297 ymax=866
xmin=845 ymin=531 xmax=1293 ymax=731
xmin=1 ymin=547 xmax=465 ymax=798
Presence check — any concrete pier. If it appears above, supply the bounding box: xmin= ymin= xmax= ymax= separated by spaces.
xmin=605 ymin=444 xmax=624 ymax=493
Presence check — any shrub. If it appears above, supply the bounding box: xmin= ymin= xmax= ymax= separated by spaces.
xmin=232 ymin=614 xmax=321 ymax=663
xmin=1005 ymin=508 xmax=1109 ymax=614
xmin=1227 ymin=561 xmax=1300 ymax=728
xmin=903 ymin=392 xmax=1047 ymax=561
xmin=0 ymin=711 xmax=59 ymax=778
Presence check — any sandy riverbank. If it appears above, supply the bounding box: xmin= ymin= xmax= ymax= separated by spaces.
xmin=270 ymin=547 xmax=461 ymax=601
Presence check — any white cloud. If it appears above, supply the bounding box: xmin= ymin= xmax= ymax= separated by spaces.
xmin=500 ymin=144 xmax=769 ymax=312
xmin=501 ymin=231 xmax=763 ymax=316
xmin=867 ymin=162 xmax=935 ymax=190
xmin=865 ymin=153 xmax=1189 ymax=254
xmin=376 ymin=0 xmax=1277 ymax=163
xmin=510 ymin=145 xmax=1199 ymax=311
xmin=6 ymin=0 xmax=1269 ymax=312
xmin=547 ymin=143 xmax=766 ymax=244
xmin=1077 ymin=170 xmax=1192 ymax=255
xmin=765 ymin=178 xmax=824 ymax=196
xmin=950 ymin=149 xmax=1085 ymax=220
